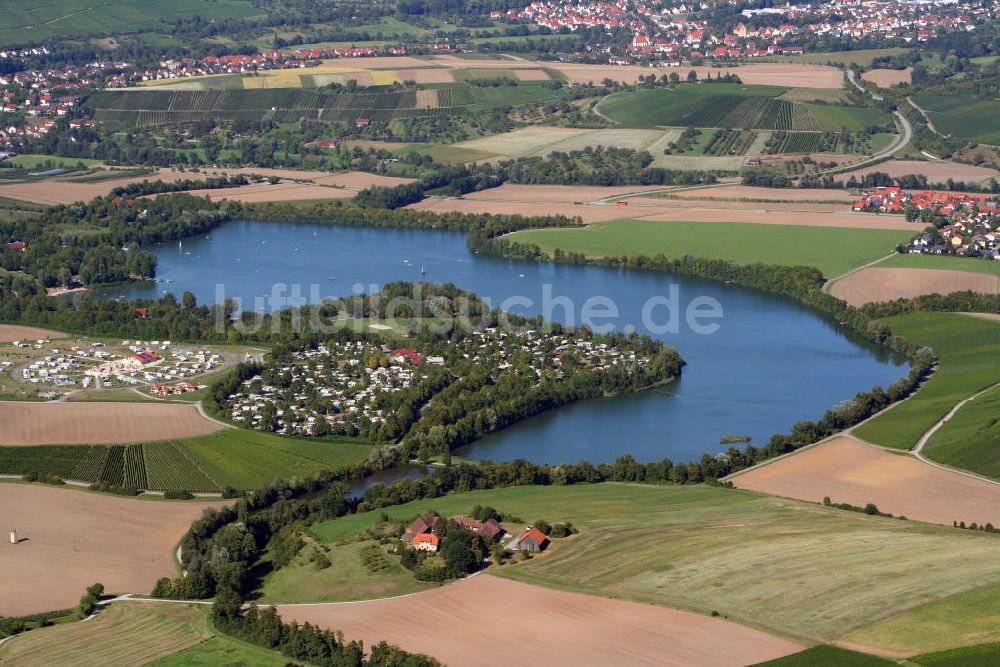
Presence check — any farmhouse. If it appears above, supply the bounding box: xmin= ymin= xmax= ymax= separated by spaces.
xmin=508 ymin=527 xmax=549 ymax=552
xmin=411 ymin=533 xmax=440 ymax=552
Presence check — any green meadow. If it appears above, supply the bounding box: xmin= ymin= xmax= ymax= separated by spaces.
xmin=509 ymin=219 xmax=914 ymax=277
xmin=172 ymin=429 xmax=375 ymax=490
xmin=306 ymin=483 xmax=1000 ymax=645
xmin=922 ymin=381 xmax=1000 ymax=479
xmin=0 ymin=0 xmax=259 ymax=46
xmin=853 ymin=313 xmax=1000 ymax=455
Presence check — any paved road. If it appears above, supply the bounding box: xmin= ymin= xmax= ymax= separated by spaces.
xmin=812 ymin=72 xmax=912 ymax=177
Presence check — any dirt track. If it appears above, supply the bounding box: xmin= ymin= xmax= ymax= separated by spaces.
xmin=0 ymin=402 xmax=222 ymax=445
xmin=278 ymin=574 xmax=804 ymax=667
xmin=731 ymin=436 xmax=1000 ymax=527
xmin=830 ymin=267 xmax=999 ymax=306
xmin=0 ymin=484 xmax=225 ymax=615
xmin=0 ymin=325 xmax=66 ymax=342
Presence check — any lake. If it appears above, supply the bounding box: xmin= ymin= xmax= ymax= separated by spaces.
xmin=98 ymin=220 xmax=908 ymax=465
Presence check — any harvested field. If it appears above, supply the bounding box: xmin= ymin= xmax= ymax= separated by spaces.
xmin=553 ymin=63 xmax=843 ymax=88
xmin=413 ymin=191 xmax=918 ymax=227
xmin=0 ymin=324 xmax=65 ymax=342
xmin=862 ymin=68 xmax=912 ymax=87
xmin=730 ymin=436 xmax=1000 ymax=527
xmin=667 ymin=185 xmax=859 ymax=202
xmin=0 ymin=402 xmax=222 ymax=445
xmin=830 ymin=267 xmax=999 ymax=306
xmin=414 ymin=89 xmax=439 ymax=109
xmin=396 ymin=68 xmax=454 ymax=83
xmin=319 ymin=56 xmax=433 ymax=69
xmin=464 ymin=183 xmax=657 ymax=203
xmin=0 ymin=484 xmax=224 ymax=615
xmin=407 ymin=197 xmax=617 ymax=222
xmin=277 ymin=574 xmax=804 ymax=667
xmin=181 ymin=183 xmax=354 ymax=203
xmin=0 ymin=167 xmax=402 ymax=205
xmin=836 ymin=159 xmax=999 ymax=185
xmin=311 ymin=172 xmax=416 ymax=189
xmin=513 ymin=68 xmax=550 ymax=81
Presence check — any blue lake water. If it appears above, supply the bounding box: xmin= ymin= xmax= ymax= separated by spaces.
xmin=97 ymin=221 xmax=908 ymax=464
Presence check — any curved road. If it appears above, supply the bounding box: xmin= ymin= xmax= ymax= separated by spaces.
xmin=812 ymin=71 xmax=912 ymax=177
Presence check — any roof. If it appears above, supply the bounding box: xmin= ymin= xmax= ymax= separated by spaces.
xmin=521 ymin=527 xmax=548 ymax=547
xmin=412 ymin=533 xmax=440 ymax=547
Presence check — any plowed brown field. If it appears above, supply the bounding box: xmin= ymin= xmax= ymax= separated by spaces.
xmin=0 ymin=484 xmax=225 ymax=615
xmin=0 ymin=402 xmax=222 ymax=445
xmin=731 ymin=436 xmax=1000 ymax=527
xmin=278 ymin=574 xmax=804 ymax=667
xmin=830 ymin=267 xmax=999 ymax=306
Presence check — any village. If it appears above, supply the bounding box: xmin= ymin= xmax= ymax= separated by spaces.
xmin=852 ymin=186 xmax=1000 ymax=259
xmin=500 ymin=0 xmax=986 ymax=65
xmin=3 ymin=336 xmax=229 ymax=396
xmin=225 ymin=326 xmax=656 ymax=439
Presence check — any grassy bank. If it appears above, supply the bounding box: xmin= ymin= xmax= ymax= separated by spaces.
xmin=510 ymin=219 xmax=913 ymax=277
xmin=853 ymin=312 xmax=1000 ymax=452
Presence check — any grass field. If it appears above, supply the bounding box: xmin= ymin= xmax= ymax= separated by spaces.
xmin=305 ymin=483 xmax=1000 ymax=645
xmin=911 ymin=94 xmax=1000 ymax=145
xmin=853 ymin=312 xmax=1000 ymax=451
xmin=878 ymin=253 xmax=1000 ymax=276
xmin=773 ymin=48 xmax=911 ymax=67
xmin=0 ymin=0 xmax=259 ymax=46
xmin=752 ymin=645 xmax=893 ymax=666
xmin=0 ymin=429 xmax=374 ymax=491
xmin=912 ymin=640 xmax=1000 ymax=666
xmin=0 ymin=602 xmax=210 ymax=664
xmin=922 ymin=382 xmax=1000 ymax=479
xmin=843 ymin=583 xmax=1000 ymax=654
xmin=7 ymin=154 xmax=102 ymax=169
xmin=0 ymin=602 xmax=292 ymax=666
xmin=509 ymin=219 xmax=914 ymax=277
xmin=172 ymin=429 xmax=375 ymax=490
xmin=259 ymin=537 xmax=437 ymax=604
xmin=454 ymin=127 xmax=676 ymax=160
xmin=395 ymin=143 xmax=497 ymax=164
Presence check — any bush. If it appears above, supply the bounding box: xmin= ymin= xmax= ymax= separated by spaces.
xmin=163 ymin=490 xmax=194 ymax=500
xmin=533 ymin=519 xmax=552 ymax=535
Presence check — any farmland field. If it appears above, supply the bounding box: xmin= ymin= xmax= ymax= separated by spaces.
xmin=509 ymin=219 xmax=914 ymax=277
xmin=0 ymin=0 xmax=260 ymax=46
xmin=853 ymin=312 xmax=1000 ymax=452
xmin=0 ymin=483 xmax=223 ymax=615
xmin=597 ymin=85 xmax=883 ymax=132
xmin=0 ymin=429 xmax=373 ymax=491
xmin=0 ymin=401 xmax=221 ymax=445
xmin=0 ymin=602 xmax=210 ymax=665
xmin=280 ymin=574 xmax=804 ymax=667
xmin=922 ymin=381 xmax=1000 ymax=479
xmin=731 ymin=436 xmax=1000 ymax=526
xmin=305 ymin=483 xmax=1000 ymax=646
xmin=878 ymin=254 xmax=1000 ymax=275
xmin=829 ymin=267 xmax=999 ymax=306
xmin=911 ymin=94 xmax=1000 ymax=145
xmin=170 ymin=429 xmax=375 ymax=490
xmin=86 ymin=82 xmax=565 ymax=128
xmin=454 ymin=126 xmax=676 ymax=159
xmin=843 ymin=583 xmax=1000 ymax=655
